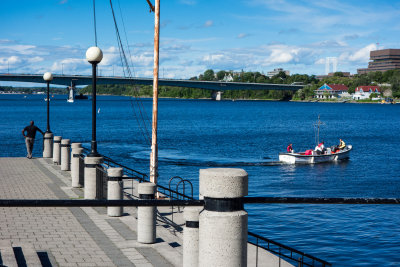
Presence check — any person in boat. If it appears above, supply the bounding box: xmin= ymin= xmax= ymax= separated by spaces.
xmin=315 ymin=141 xmax=325 ymax=155
xmin=338 ymin=139 xmax=346 ymax=150
xmin=287 ymin=144 xmax=293 ymax=153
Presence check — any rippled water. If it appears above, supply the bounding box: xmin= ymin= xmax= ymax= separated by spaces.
xmin=1 ymin=94 xmax=400 ymax=266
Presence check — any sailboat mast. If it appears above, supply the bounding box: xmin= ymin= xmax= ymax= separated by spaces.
xmin=150 ymin=0 xmax=160 ymax=185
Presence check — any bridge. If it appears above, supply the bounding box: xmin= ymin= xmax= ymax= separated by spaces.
xmin=0 ymin=74 xmax=303 ymax=100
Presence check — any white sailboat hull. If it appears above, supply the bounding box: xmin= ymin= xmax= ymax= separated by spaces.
xmin=279 ymin=145 xmax=352 ymax=164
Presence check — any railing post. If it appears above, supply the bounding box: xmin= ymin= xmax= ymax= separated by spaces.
xmin=71 ymin=147 xmax=84 ymax=188
xmin=137 ymin=182 xmax=156 ymax=244
xmin=42 ymin=132 xmax=53 ymax=158
xmin=183 ymin=207 xmax=201 ymax=267
xmin=199 ymin=168 xmax=248 ymax=267
xmin=107 ymin=167 xmax=123 ymax=217
xmin=60 ymin=139 xmax=71 ymax=171
xmin=84 ymin=156 xmax=103 ymax=199
xmin=52 ymin=136 xmax=62 ymax=165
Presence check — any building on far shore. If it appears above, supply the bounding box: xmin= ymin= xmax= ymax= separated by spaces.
xmin=357 ymin=49 xmax=400 ymax=74
xmin=316 ymin=72 xmax=351 ymax=80
xmin=353 ymin=86 xmax=381 ymax=100
xmin=266 ymin=68 xmax=290 ymax=78
xmin=314 ymin=83 xmax=349 ymax=99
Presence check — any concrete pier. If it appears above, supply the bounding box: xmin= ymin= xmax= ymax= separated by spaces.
xmin=84 ymin=156 xmax=103 ymax=199
xmin=71 ymin=147 xmax=84 ymax=188
xmin=42 ymin=132 xmax=53 ymax=158
xmin=137 ymin=182 xmax=157 ymax=244
xmin=52 ymin=136 xmax=62 ymax=165
xmin=183 ymin=207 xmax=201 ymax=267
xmin=199 ymin=168 xmax=248 ymax=267
xmin=60 ymin=139 xmax=71 ymax=171
xmin=107 ymin=167 xmax=123 ymax=217
xmin=0 ymin=157 xmax=293 ymax=267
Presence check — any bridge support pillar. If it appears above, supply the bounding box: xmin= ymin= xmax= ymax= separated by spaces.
xmin=199 ymin=168 xmax=248 ymax=267
xmin=211 ymin=90 xmax=223 ymax=101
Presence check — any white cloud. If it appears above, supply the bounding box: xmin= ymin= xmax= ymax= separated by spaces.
xmin=204 ymin=20 xmax=213 ymax=28
xmin=27 ymin=56 xmax=44 ymax=63
xmin=348 ymin=43 xmax=376 ymax=62
xmin=237 ymin=33 xmax=249 ymax=39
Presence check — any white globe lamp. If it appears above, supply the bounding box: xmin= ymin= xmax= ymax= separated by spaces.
xmin=86 ymin=47 xmax=103 ymax=63
xmin=43 ymin=72 xmax=53 ymax=81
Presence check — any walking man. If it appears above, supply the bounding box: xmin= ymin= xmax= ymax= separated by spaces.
xmin=22 ymin=121 xmax=44 ymax=159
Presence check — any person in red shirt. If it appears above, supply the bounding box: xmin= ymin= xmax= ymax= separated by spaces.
xmin=287 ymin=144 xmax=293 ymax=153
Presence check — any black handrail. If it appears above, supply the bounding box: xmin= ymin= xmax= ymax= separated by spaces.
xmin=248 ymin=231 xmax=331 ymax=267
xmin=80 ymin=146 xmax=332 ymax=266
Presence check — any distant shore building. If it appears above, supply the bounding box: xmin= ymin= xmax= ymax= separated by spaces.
xmin=314 ymin=83 xmax=349 ymax=99
xmin=266 ymin=68 xmax=290 ymax=78
xmin=357 ymin=49 xmax=400 ymax=74
xmin=353 ymin=86 xmax=381 ymax=100
xmin=316 ymin=72 xmax=351 ymax=80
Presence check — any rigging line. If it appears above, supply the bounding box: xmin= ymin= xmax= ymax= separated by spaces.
xmin=110 ymin=0 xmax=149 ymax=136
xmin=93 ymin=0 xmax=98 ymax=46
xmin=109 ymin=0 xmax=152 ymax=143
xmin=117 ymin=0 xmax=136 ymax=77
xmin=110 ymin=0 xmax=152 ymax=134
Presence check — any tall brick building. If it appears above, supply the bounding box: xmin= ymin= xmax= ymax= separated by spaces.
xmin=357 ymin=49 xmax=400 ymax=74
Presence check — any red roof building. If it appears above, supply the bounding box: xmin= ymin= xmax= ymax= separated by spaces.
xmin=314 ymin=83 xmax=349 ymax=99
xmin=355 ymin=86 xmax=381 ymax=93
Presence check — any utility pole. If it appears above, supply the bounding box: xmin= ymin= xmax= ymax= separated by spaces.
xmin=150 ymin=0 xmax=160 ymax=185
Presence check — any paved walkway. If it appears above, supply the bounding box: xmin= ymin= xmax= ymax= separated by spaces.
xmin=0 ymin=157 xmax=292 ymax=267
xmin=0 ymin=157 xmax=183 ymax=267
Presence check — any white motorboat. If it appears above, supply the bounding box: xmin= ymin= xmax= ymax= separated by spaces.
xmin=279 ymin=115 xmax=352 ymax=164
xmin=279 ymin=145 xmax=352 ymax=164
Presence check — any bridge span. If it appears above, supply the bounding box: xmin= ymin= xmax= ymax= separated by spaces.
xmin=0 ymin=74 xmax=303 ymax=100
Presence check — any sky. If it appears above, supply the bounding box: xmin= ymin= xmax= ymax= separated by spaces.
xmin=1 ymin=0 xmax=400 ymax=86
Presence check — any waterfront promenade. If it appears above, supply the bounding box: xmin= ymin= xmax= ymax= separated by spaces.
xmin=0 ymin=157 xmax=288 ymax=267
xmin=0 ymin=157 xmax=181 ymax=267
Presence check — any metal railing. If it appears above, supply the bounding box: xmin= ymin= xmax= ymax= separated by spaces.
xmin=248 ymin=232 xmax=331 ymax=267
xmin=80 ymin=148 xmax=333 ymax=266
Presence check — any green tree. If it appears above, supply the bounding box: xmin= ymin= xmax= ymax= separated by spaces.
xmin=216 ymin=70 xmax=226 ymax=81
xmin=202 ymin=69 xmax=215 ymax=81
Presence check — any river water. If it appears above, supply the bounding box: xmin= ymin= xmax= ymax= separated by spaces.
xmin=1 ymin=94 xmax=399 ymax=266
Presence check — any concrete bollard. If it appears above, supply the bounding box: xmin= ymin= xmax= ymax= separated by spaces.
xmin=199 ymin=168 xmax=248 ymax=267
xmin=70 ymin=143 xmax=82 ymax=160
xmin=71 ymin=147 xmax=84 ymax=188
xmin=183 ymin=207 xmax=201 ymax=267
xmin=60 ymin=139 xmax=71 ymax=171
xmin=137 ymin=182 xmax=156 ymax=244
xmin=52 ymin=136 xmax=62 ymax=165
xmin=43 ymin=132 xmax=54 ymax=158
xmin=84 ymin=156 xmax=103 ymax=199
xmin=107 ymin=168 xmax=124 ymax=217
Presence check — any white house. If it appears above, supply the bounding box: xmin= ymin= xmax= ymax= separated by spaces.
xmin=353 ymin=86 xmax=381 ymax=100
xmin=314 ymin=83 xmax=349 ymax=99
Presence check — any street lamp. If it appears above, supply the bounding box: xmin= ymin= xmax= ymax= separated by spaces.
xmin=43 ymin=72 xmax=53 ymax=133
xmin=86 ymin=46 xmax=103 ymax=157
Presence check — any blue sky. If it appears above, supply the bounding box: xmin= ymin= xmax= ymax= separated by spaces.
xmin=1 ymin=0 xmax=400 ymax=86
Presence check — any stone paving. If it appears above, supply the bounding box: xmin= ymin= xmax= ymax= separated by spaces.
xmin=0 ymin=158 xmax=181 ymax=267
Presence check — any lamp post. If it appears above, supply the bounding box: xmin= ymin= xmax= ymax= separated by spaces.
xmin=43 ymin=72 xmax=53 ymax=133
xmin=86 ymin=46 xmax=103 ymax=157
